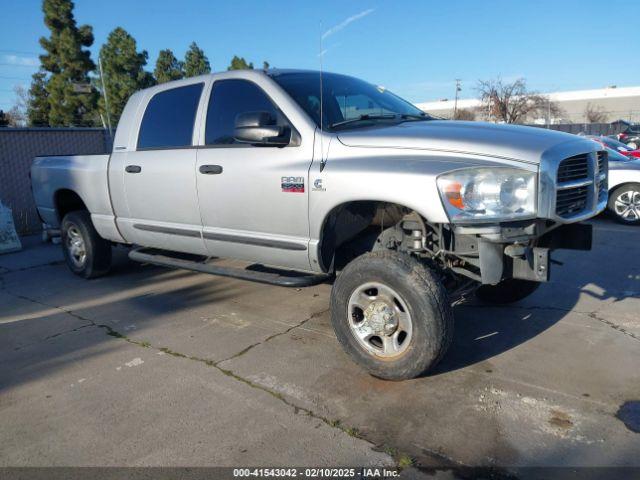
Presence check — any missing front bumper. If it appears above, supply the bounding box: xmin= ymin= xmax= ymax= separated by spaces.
xmin=477 ymin=222 xmax=593 ymax=285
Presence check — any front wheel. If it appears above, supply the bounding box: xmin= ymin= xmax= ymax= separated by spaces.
xmin=330 ymin=251 xmax=453 ymax=380
xmin=61 ymin=210 xmax=112 ymax=279
xmin=608 ymin=184 xmax=640 ymax=225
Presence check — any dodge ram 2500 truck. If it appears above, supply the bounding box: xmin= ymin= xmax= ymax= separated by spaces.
xmin=31 ymin=69 xmax=608 ymax=380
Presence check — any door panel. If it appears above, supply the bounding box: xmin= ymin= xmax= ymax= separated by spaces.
xmin=116 ymin=149 xmax=207 ymax=255
xmin=196 ymin=146 xmax=312 ymax=270
xmin=110 ymin=81 xmax=207 ymax=255
xmin=195 ymin=78 xmax=313 ymax=271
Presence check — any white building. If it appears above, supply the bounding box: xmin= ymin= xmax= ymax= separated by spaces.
xmin=415 ymin=85 xmax=640 ymax=124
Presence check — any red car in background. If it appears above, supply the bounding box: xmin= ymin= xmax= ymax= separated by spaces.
xmin=617 ymin=124 xmax=640 ymax=148
xmin=587 ymin=135 xmax=640 ymax=158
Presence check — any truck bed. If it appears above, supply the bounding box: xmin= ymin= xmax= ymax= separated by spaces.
xmin=31 ymin=154 xmax=121 ymax=242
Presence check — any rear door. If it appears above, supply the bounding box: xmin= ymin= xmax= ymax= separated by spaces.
xmin=195 ymin=78 xmax=313 ymax=271
xmin=112 ymin=82 xmax=208 ymax=255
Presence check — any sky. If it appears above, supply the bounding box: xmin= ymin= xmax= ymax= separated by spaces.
xmin=1 ymin=0 xmax=639 ymax=111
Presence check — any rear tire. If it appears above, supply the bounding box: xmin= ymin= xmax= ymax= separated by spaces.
xmin=330 ymin=251 xmax=453 ymax=380
xmin=475 ymin=278 xmax=539 ymax=304
xmin=608 ymin=183 xmax=640 ymax=225
xmin=61 ymin=210 xmax=112 ymax=279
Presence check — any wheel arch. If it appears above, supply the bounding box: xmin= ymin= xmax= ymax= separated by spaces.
xmin=316 ymin=200 xmax=428 ymax=272
xmin=54 ymin=189 xmax=88 ymax=223
xmin=609 ymin=181 xmax=640 ymax=193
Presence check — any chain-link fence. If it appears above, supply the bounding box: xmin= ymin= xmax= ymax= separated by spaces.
xmin=525 ymin=122 xmax=627 ymax=136
xmin=0 ymin=128 xmax=111 ymax=234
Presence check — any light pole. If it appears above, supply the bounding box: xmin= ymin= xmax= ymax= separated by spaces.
xmin=453 ymin=79 xmax=461 ymax=119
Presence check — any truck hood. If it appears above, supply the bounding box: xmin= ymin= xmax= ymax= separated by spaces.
xmin=336 ymin=120 xmax=596 ymax=165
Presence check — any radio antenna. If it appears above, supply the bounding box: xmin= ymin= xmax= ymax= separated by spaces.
xmin=319 ymin=21 xmax=326 ymax=172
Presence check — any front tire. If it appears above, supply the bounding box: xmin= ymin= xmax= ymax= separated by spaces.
xmin=61 ymin=210 xmax=112 ymax=279
xmin=475 ymin=278 xmax=539 ymax=304
xmin=330 ymin=251 xmax=453 ymax=380
xmin=608 ymin=184 xmax=640 ymax=225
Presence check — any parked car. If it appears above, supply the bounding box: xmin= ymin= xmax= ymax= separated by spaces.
xmin=587 ymin=135 xmax=640 ymax=158
xmin=31 ymin=69 xmax=607 ymax=380
xmin=603 ymin=147 xmax=640 ymax=225
xmin=617 ymin=124 xmax=640 ymax=149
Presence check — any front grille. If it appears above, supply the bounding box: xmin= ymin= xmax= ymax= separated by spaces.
xmin=596 ymin=151 xmax=608 ymax=202
xmin=555 ymin=154 xmax=590 ymax=218
xmin=557 ymin=154 xmax=589 ymax=182
xmin=556 ymin=186 xmax=589 ymax=217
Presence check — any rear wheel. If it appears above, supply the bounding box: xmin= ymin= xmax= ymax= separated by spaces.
xmin=330 ymin=251 xmax=453 ymax=380
xmin=608 ymin=184 xmax=640 ymax=225
xmin=61 ymin=210 xmax=112 ymax=279
xmin=475 ymin=278 xmax=539 ymax=304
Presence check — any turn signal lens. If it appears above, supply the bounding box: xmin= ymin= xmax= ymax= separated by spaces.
xmin=443 ymin=181 xmax=464 ymax=209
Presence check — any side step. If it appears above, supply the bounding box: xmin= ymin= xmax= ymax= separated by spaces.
xmin=128 ymin=248 xmax=331 ymax=288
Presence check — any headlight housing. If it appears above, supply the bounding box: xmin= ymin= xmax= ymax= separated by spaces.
xmin=437 ymin=167 xmax=537 ymax=223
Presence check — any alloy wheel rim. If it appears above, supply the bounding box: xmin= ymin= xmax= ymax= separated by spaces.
xmin=66 ymin=224 xmax=87 ymax=268
xmin=614 ymin=190 xmax=640 ymax=221
xmin=347 ymin=282 xmax=413 ymax=358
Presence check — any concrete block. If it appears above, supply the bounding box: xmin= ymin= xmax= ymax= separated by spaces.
xmin=0 ymin=201 xmax=21 ymax=254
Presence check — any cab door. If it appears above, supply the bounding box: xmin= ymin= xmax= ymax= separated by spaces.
xmin=112 ymin=82 xmax=208 ymax=255
xmin=195 ymin=78 xmax=313 ymax=271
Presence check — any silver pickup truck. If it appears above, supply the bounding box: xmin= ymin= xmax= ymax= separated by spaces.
xmin=31 ymin=69 xmax=607 ymax=380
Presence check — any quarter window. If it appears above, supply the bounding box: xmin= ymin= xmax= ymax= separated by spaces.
xmin=137 ymin=83 xmax=204 ymax=149
xmin=205 ymin=80 xmax=279 ymax=145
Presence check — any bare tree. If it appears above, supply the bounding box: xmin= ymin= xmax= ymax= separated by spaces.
xmin=476 ymin=77 xmax=562 ymax=124
xmin=584 ymin=102 xmax=607 ymax=123
xmin=7 ymin=85 xmax=28 ymax=127
xmin=453 ymin=108 xmax=476 ymax=121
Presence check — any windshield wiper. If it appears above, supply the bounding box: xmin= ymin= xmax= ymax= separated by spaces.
xmin=329 ymin=114 xmax=398 ymax=129
xmin=400 ymin=113 xmax=432 ymax=121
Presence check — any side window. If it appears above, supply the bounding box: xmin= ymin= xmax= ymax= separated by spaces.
xmin=137 ymin=83 xmax=204 ymax=149
xmin=205 ymin=80 xmax=279 ymax=145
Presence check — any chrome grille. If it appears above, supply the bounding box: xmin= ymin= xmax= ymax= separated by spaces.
xmin=557 ymin=154 xmax=589 ymax=182
xmin=556 ymin=186 xmax=589 ymax=217
xmin=555 ymin=154 xmax=590 ymax=218
xmin=596 ymin=151 xmax=608 ymax=202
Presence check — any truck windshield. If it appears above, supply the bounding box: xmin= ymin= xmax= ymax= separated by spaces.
xmin=270 ymin=71 xmax=430 ymax=131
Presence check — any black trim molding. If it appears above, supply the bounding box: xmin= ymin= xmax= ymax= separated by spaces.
xmin=133 ymin=223 xmax=307 ymax=251
xmin=203 ymin=231 xmax=307 ymax=251
xmin=133 ymin=224 xmax=201 ymax=238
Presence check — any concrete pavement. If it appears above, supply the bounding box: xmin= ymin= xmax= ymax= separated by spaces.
xmin=0 ymin=219 xmax=639 ymax=474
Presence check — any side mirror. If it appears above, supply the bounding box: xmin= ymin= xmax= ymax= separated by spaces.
xmin=234 ymin=111 xmax=290 ymax=146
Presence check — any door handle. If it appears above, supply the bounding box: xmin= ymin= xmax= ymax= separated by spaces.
xmin=199 ymin=165 xmax=223 ymax=175
xmin=125 ymin=165 xmax=142 ymax=174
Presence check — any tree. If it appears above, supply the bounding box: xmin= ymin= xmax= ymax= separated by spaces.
xmin=453 ymin=108 xmax=476 ymax=121
xmin=227 ymin=55 xmax=254 ymax=70
xmin=476 ymin=77 xmax=561 ymax=124
xmin=39 ymin=0 xmax=99 ymax=126
xmin=585 ymin=102 xmax=607 ymax=123
xmin=154 ymin=49 xmax=184 ymax=83
xmin=184 ymin=42 xmax=211 ymax=77
xmin=0 ymin=110 xmax=9 ymax=127
xmin=96 ymin=27 xmax=154 ymax=125
xmin=7 ymin=86 xmax=28 ymax=127
xmin=27 ymin=70 xmax=50 ymax=126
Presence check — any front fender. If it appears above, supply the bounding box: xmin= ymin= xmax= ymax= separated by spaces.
xmin=609 ymin=160 xmax=640 ymax=190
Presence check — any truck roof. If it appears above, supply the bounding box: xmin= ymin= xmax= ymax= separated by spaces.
xmin=137 ymin=68 xmax=342 ymax=95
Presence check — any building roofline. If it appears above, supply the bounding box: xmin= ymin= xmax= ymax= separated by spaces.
xmin=415 ymin=85 xmax=640 ymax=111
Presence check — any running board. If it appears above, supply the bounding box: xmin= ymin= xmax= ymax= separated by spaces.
xmin=128 ymin=248 xmax=331 ymax=288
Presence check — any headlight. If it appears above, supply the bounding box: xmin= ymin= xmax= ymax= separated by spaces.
xmin=437 ymin=167 xmax=537 ymax=222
